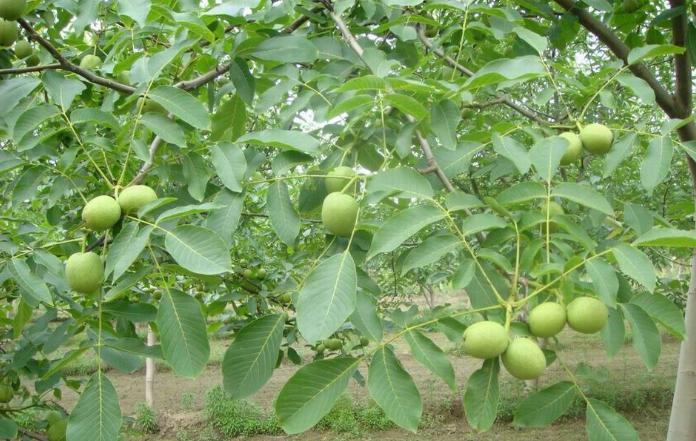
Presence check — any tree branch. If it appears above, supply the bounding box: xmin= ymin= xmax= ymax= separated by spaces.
xmin=328 ymin=10 xmax=456 ymax=192
xmin=415 ymin=25 xmax=554 ymax=126
xmin=17 ymin=19 xmax=137 ymax=94
xmin=670 ymin=0 xmax=691 ymax=113
xmin=0 ymin=63 xmax=61 ymax=75
xmin=553 ymin=0 xmax=679 ymax=117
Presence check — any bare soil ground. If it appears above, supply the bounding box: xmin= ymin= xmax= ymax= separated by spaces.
xmin=57 ymin=325 xmax=680 ymax=441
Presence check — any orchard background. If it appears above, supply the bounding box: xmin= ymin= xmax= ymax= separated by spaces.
xmin=1 ymin=0 xmax=696 ymax=440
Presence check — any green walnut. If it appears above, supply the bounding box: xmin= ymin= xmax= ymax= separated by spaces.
xmin=46 ymin=411 xmax=63 ymax=426
xmin=558 ymin=132 xmax=582 ymax=165
xmin=502 ymin=338 xmax=547 ymax=380
xmin=65 ymin=252 xmax=104 ymax=294
xmin=321 ymin=192 xmax=359 ymax=237
xmin=14 ymin=39 xmax=31 ymax=59
xmin=255 ymin=268 xmax=267 ymax=279
xmin=278 ymin=293 xmax=292 ymax=304
xmin=567 ymin=296 xmax=608 ymax=334
xmin=0 ymin=384 xmax=13 ymax=403
xmin=528 ymin=302 xmax=566 ymax=338
xmin=25 ymin=53 xmax=39 ymax=66
xmin=46 ymin=419 xmax=67 ymax=441
xmin=325 ymin=338 xmax=342 ymax=350
xmin=242 ymin=268 xmax=253 ymax=279
xmin=79 ymin=54 xmax=102 ymax=69
xmin=325 ymin=166 xmax=356 ymax=194
xmin=117 ymin=185 xmax=157 ymax=214
xmin=82 ymin=195 xmax=121 ymax=231
xmin=0 ymin=0 xmax=26 ymax=20
xmin=580 ymin=123 xmax=614 ymax=155
xmin=0 ymin=19 xmax=17 ymax=47
xmin=462 ymin=320 xmax=509 ymax=359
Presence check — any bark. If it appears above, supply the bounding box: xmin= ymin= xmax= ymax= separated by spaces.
xmin=145 ymin=327 xmax=156 ymax=408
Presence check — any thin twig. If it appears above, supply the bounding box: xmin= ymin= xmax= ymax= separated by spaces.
xmin=0 ymin=63 xmax=61 ymax=75
xmin=415 ymin=25 xmax=553 ymax=126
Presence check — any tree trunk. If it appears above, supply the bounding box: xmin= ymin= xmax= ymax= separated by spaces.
xmin=667 ymin=158 xmax=696 ymax=441
xmin=145 ymin=327 xmax=156 ymax=408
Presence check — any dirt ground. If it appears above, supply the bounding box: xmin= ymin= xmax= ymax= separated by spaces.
xmin=57 ymin=325 xmax=680 ymax=441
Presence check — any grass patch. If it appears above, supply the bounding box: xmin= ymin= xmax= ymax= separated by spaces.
xmin=204 ymin=386 xmax=280 ymax=437
xmin=316 ymin=395 xmax=393 ymax=435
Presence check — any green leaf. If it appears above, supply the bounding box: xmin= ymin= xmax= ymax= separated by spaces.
xmin=465 ymin=56 xmax=545 ymax=89
xmin=164 ymin=225 xmax=231 ymax=275
xmin=627 ymin=44 xmax=685 ymax=65
xmin=141 ymin=113 xmax=186 ymax=147
xmin=384 ymin=93 xmax=429 ymax=121
xmin=334 ymin=75 xmax=386 ymax=92
xmin=276 ymin=357 xmax=360 ymax=434
xmin=222 ymin=314 xmax=285 ymax=399
xmin=601 ymin=307 xmax=625 ymax=358
xmin=13 ymin=104 xmax=60 ymax=143
xmin=384 ymin=0 xmax=424 ymax=5
xmin=585 ymin=259 xmax=618 ymax=307
xmin=211 ymin=94 xmax=247 ymax=142
xmin=513 ymin=381 xmax=576 ymax=427
xmin=105 ymin=223 xmax=152 ymax=281
xmin=640 ymin=135 xmax=672 ymax=193
xmin=66 ymin=372 xmax=122 ymax=441
xmin=551 ymin=182 xmax=614 ymax=215
xmin=368 ymin=205 xmax=445 ymax=258
xmin=464 ymin=358 xmax=500 ymax=431
xmin=229 ymin=58 xmax=255 ymax=105
xmin=156 ymin=203 xmax=221 ymax=223
xmin=205 ymin=190 xmax=244 ymax=246
xmin=616 ymin=73 xmax=655 ymax=105
xmin=0 ymin=77 xmax=40 ymax=116
xmin=634 ymin=227 xmax=696 ymax=247
xmin=445 ymin=191 xmax=484 ymax=211
xmin=237 ymin=129 xmax=319 ymax=155
xmin=297 ymin=252 xmax=357 ymax=343
xmin=492 ymin=134 xmax=530 ymax=174
xmin=452 ymin=258 xmax=476 ymax=289
xmin=529 ymin=136 xmax=566 ymax=182
xmin=328 ymin=94 xmax=373 ymax=118
xmin=612 ymin=243 xmax=656 ymax=292
xmin=405 ymin=330 xmax=456 ymax=390
xmin=9 ymin=259 xmax=51 ymax=306
xmin=430 ymin=100 xmax=461 ymax=150
xmin=434 ymin=141 xmax=481 ymax=177
xmin=0 ymin=417 xmax=18 ymax=439
xmin=367 ymin=167 xmax=434 ymax=202
xmin=630 ymin=293 xmax=685 ymax=339
xmin=401 ymin=233 xmax=460 ymax=274
xmin=71 ymin=107 xmax=119 ymax=129
xmin=461 ymin=213 xmax=506 ymax=236
xmin=148 ymin=86 xmax=210 ymax=129
xmin=513 ymin=27 xmax=548 ymax=54
xmin=209 ymin=142 xmax=246 ymax=192
xmin=623 ymin=203 xmax=653 ymax=235
xmin=157 ymin=289 xmax=210 ymax=377
xmin=43 ymin=71 xmax=86 ymax=109
xmin=368 ymin=346 xmax=422 ymax=432
xmin=585 ymin=399 xmax=639 ymax=441
xmin=350 ymin=291 xmax=383 ymax=341
xmin=252 ymin=35 xmax=318 ymax=63
xmin=267 ymin=181 xmax=300 ymax=245
xmin=621 ymin=303 xmax=661 ymax=370
xmin=117 ymin=0 xmax=150 ymax=27
xmin=603 ymin=133 xmax=637 ymax=178
xmin=497 ymin=182 xmax=546 ymax=205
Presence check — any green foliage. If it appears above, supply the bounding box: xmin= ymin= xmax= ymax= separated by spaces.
xmin=133 ymin=403 xmax=158 ymax=434
xmin=204 ymin=386 xmax=280 ymax=437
